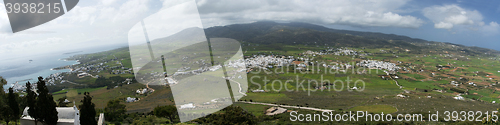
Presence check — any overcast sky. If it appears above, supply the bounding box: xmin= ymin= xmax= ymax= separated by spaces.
xmin=0 ymin=0 xmax=499 ymax=60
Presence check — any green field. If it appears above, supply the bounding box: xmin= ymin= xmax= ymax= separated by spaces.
xmin=52 ymin=86 xmax=107 ymax=95
xmin=349 ymin=105 xmax=398 ymax=114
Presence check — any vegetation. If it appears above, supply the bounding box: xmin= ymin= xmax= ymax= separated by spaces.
xmin=349 ymin=105 xmax=398 ymax=114
xmin=79 ymin=92 xmax=97 ymax=125
xmin=192 ymin=106 xmax=257 ymax=125
xmin=57 ymin=96 xmax=69 ymax=107
xmin=7 ymin=88 xmax=20 ymax=125
xmin=34 ymin=77 xmax=59 ymax=125
xmin=26 ymin=81 xmax=38 ymax=125
xmin=153 ymin=105 xmax=178 ymax=124
xmin=0 ymin=77 xmax=12 ymax=124
xmin=104 ymin=99 xmax=126 ymax=122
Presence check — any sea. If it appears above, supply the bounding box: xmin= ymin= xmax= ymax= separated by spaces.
xmin=0 ymin=45 xmax=127 ymax=90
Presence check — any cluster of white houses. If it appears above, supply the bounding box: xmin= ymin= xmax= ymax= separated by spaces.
xmin=244 ymin=55 xmax=295 ymax=69
xmin=302 ymin=48 xmax=367 ymax=56
xmin=126 ymin=97 xmax=139 ymax=103
xmin=329 ymin=48 xmax=359 ymax=56
xmin=136 ymin=88 xmax=152 ymax=95
xmin=45 ymin=72 xmax=64 ymax=85
xmin=356 ymin=60 xmax=401 ymax=72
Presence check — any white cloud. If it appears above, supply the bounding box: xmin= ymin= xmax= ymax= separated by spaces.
xmin=101 ymin=0 xmax=118 ymax=6
xmin=0 ymin=37 xmax=63 ymax=54
xmin=422 ymin=4 xmax=499 ymax=35
xmin=490 ymin=22 xmax=499 ymax=27
xmin=481 ymin=21 xmax=500 ymax=35
xmin=423 ymin=5 xmax=482 ymax=29
xmin=112 ymin=0 xmax=150 ymax=22
xmin=52 ymin=0 xmax=151 ymax=25
xmin=65 ymin=6 xmax=98 ymax=24
xmin=435 ymin=22 xmax=454 ymax=29
xmin=195 ymin=0 xmax=424 ymax=28
xmin=0 ymin=0 xmax=157 ymax=58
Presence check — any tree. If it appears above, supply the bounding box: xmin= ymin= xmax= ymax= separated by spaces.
xmin=0 ymin=77 xmax=10 ymax=124
xmin=57 ymin=96 xmax=68 ymax=107
xmin=79 ymin=92 xmax=97 ymax=125
xmin=193 ymin=106 xmax=257 ymax=125
xmin=35 ymin=77 xmax=59 ymax=125
xmin=0 ymin=102 xmax=13 ymax=125
xmin=153 ymin=105 xmax=178 ymax=124
xmin=0 ymin=76 xmax=6 ymax=91
xmin=104 ymin=99 xmax=126 ymax=122
xmin=26 ymin=81 xmax=39 ymax=125
xmin=7 ymin=87 xmax=20 ymax=125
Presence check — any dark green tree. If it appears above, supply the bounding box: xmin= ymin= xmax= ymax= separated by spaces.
xmin=7 ymin=87 xmax=20 ymax=124
xmin=104 ymin=99 xmax=126 ymax=122
xmin=109 ymin=76 xmax=125 ymax=83
xmin=0 ymin=77 xmax=9 ymax=124
xmin=0 ymin=76 xmax=6 ymax=90
xmin=0 ymin=102 xmax=13 ymax=125
xmin=35 ymin=77 xmax=59 ymax=125
xmin=193 ymin=106 xmax=257 ymax=125
xmin=153 ymin=105 xmax=178 ymax=124
xmin=57 ymin=96 xmax=68 ymax=107
xmin=26 ymin=81 xmax=39 ymax=125
xmin=79 ymin=92 xmax=97 ymax=125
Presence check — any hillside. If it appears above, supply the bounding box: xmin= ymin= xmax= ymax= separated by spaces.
xmin=205 ymin=21 xmax=500 ymax=56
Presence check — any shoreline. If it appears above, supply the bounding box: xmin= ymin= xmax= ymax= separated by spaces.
xmin=3 ymin=57 xmax=79 ymax=89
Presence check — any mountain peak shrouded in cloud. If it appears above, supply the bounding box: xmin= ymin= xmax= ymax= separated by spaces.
xmin=204 ymin=21 xmax=499 ymax=55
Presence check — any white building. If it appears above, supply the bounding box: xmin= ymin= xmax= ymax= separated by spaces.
xmin=77 ymin=72 xmax=88 ymax=77
xmin=396 ymin=94 xmax=406 ymax=98
xmin=126 ymin=97 xmax=138 ymax=103
xmin=180 ymin=103 xmax=196 ymax=109
xmin=20 ymin=104 xmax=102 ymax=125
xmin=453 ymin=96 xmax=464 ymax=100
xmin=252 ymin=89 xmax=265 ymax=92
xmin=136 ymin=88 xmax=149 ymax=94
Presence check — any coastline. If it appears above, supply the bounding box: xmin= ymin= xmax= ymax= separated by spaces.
xmin=3 ymin=57 xmax=79 ymax=89
xmin=2 ymin=45 xmax=127 ymax=90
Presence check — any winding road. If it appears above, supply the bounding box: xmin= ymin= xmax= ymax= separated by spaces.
xmin=226 ymin=78 xmax=247 ymax=96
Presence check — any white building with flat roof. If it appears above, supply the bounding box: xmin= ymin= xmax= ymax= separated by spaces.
xmin=180 ymin=103 xmax=196 ymax=109
xmin=21 ymin=105 xmax=104 ymax=125
xmin=21 ymin=105 xmax=79 ymax=125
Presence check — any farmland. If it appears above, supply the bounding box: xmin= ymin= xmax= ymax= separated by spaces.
xmin=13 ymin=21 xmax=498 ymax=124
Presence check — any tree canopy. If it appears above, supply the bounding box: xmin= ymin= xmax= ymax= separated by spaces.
xmin=26 ymin=81 xmax=38 ymax=125
xmin=79 ymin=92 xmax=97 ymax=125
xmin=193 ymin=106 xmax=257 ymax=125
xmin=7 ymin=87 xmax=20 ymax=124
xmin=104 ymin=99 xmax=126 ymax=122
xmin=154 ymin=105 xmax=178 ymax=124
xmin=28 ymin=77 xmax=59 ymax=125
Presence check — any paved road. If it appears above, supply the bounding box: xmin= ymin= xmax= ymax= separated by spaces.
xmin=239 ymin=101 xmax=335 ymax=112
xmin=385 ymin=71 xmax=402 ymax=89
xmin=62 ymin=80 xmax=83 ymax=85
xmin=226 ymin=78 xmax=247 ymax=96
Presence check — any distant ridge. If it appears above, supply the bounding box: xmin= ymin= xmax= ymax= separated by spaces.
xmin=203 ymin=21 xmax=499 ymax=55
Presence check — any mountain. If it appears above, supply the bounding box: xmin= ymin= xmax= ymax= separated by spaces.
xmin=204 ymin=21 xmax=500 ymax=55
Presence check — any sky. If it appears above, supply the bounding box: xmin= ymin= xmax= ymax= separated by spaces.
xmin=0 ymin=0 xmax=499 ymax=61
